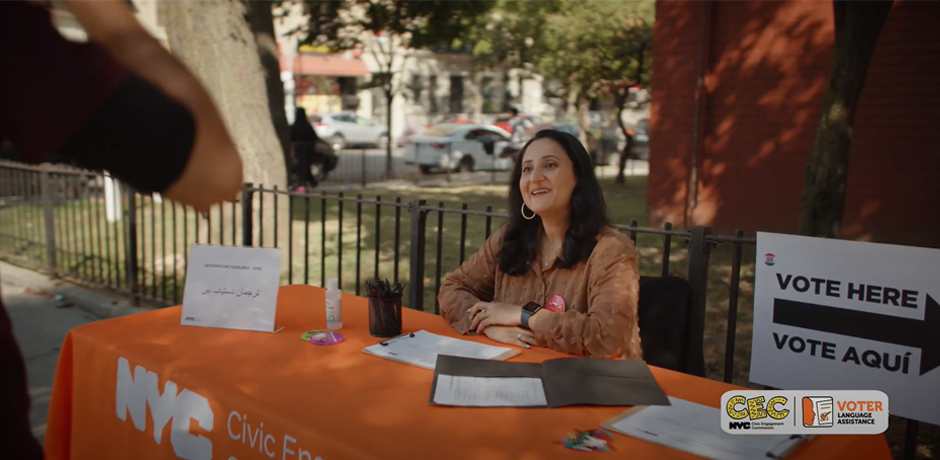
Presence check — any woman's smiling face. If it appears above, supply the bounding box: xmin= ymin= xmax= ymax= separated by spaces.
xmin=519 ymin=138 xmax=577 ymax=219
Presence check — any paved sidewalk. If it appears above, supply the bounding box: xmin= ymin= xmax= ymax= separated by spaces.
xmin=3 ymin=281 xmax=97 ymax=443
xmin=1 ymin=261 xmax=154 ymax=444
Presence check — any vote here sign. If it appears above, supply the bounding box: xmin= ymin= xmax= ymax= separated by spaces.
xmin=750 ymin=232 xmax=939 ymax=425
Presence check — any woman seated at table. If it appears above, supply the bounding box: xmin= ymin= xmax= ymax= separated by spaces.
xmin=438 ymin=129 xmax=642 ymax=360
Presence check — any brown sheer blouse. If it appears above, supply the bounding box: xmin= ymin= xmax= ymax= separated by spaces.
xmin=438 ymin=225 xmax=643 ymax=360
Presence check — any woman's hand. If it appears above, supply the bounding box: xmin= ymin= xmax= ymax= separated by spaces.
xmin=468 ymin=301 xmax=523 ymax=332
xmin=481 ymin=326 xmax=537 ymax=348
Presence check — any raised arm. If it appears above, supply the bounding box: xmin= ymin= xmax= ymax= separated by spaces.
xmin=64 ymin=0 xmax=242 ymax=211
xmin=528 ymin=234 xmax=642 ymax=359
xmin=438 ymin=227 xmax=506 ymax=334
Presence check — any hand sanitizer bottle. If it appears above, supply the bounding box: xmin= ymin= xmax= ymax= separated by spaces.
xmin=325 ymin=278 xmax=342 ymax=330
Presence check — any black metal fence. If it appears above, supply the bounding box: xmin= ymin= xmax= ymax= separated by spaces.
xmin=0 ymin=161 xmax=926 ymax=459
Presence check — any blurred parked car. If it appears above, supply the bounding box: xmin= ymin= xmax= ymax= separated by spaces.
xmin=432 ymin=117 xmax=476 ymax=126
xmin=311 ymin=113 xmax=388 ymax=151
xmin=535 ymin=121 xmax=622 ymax=165
xmin=537 ymin=122 xmax=580 ymax=137
xmin=493 ymin=113 xmax=539 ymax=136
xmin=403 ymin=123 xmax=519 ymax=174
xmin=536 ymin=118 xmax=648 ymax=164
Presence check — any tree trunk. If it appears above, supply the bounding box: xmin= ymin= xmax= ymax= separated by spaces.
xmin=615 ymin=88 xmax=630 ymax=184
xmin=516 ymin=72 xmax=525 ymax=110
xmin=245 ymin=1 xmax=291 ymax=178
xmin=618 ymin=41 xmax=648 ymax=139
xmin=798 ymin=1 xmax=893 ymax=238
xmin=471 ymin=71 xmax=484 ymax=121
xmin=164 ymin=1 xmax=289 ymax=264
xmin=385 ymin=88 xmax=394 ymax=180
xmin=575 ymin=93 xmax=598 ymax=161
xmin=163 ymin=1 xmax=287 ymax=190
xmin=501 ymin=69 xmax=513 ymax=112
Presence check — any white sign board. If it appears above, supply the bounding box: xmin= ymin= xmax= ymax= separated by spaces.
xmin=750 ymin=232 xmax=940 ymax=425
xmin=181 ymin=245 xmax=282 ymax=332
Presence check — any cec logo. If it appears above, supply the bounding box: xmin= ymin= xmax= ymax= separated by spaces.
xmin=720 ymin=390 xmax=888 ymax=435
xmin=725 ymin=394 xmax=790 ymax=431
xmin=764 ymin=253 xmax=776 ymax=266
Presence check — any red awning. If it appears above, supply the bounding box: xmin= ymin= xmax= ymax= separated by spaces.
xmin=279 ymin=54 xmax=371 ymax=77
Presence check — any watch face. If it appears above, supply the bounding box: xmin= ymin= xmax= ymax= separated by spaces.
xmin=524 ymin=302 xmax=541 ymax=313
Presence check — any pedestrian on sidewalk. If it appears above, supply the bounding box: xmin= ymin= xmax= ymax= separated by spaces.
xmin=0 ymin=1 xmax=243 ymax=458
xmin=290 ymin=107 xmax=321 ymax=191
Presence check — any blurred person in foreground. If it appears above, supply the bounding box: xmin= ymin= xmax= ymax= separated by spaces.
xmin=438 ymin=130 xmax=642 ymax=359
xmin=0 ymin=1 xmax=243 ymax=458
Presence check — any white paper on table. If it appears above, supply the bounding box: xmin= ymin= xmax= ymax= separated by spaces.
xmin=605 ymin=397 xmax=806 ymax=460
xmin=180 ymin=245 xmax=282 ymax=332
xmin=432 ymin=375 xmax=548 ymax=407
xmin=362 ymin=330 xmax=516 ymax=370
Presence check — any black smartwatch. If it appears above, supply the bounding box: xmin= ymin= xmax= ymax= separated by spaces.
xmin=521 ymin=302 xmax=542 ymax=329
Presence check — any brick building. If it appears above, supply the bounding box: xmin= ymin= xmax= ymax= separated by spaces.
xmin=648 ymin=1 xmax=939 ymax=247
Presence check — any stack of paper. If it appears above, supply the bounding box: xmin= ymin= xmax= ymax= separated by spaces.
xmin=602 ymin=397 xmax=811 ymax=460
xmin=362 ymin=330 xmax=520 ymax=370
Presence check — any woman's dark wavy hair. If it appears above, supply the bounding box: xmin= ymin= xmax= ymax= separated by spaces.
xmin=497 ymin=129 xmax=610 ymax=276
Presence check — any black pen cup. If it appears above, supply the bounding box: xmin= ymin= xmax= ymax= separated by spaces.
xmin=368 ymin=295 xmax=403 ymax=337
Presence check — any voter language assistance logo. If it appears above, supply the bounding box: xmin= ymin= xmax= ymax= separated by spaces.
xmin=720 ymin=390 xmax=889 ymax=435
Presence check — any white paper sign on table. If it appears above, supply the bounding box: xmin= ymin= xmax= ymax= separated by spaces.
xmin=181 ymin=245 xmax=282 ymax=332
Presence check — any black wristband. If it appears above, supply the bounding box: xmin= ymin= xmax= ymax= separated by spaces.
xmin=521 ymin=302 xmax=542 ymax=329
xmin=521 ymin=309 xmax=532 ymax=329
xmin=60 ymin=74 xmax=196 ymax=194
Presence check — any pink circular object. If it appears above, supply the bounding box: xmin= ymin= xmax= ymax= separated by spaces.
xmin=546 ymin=294 xmax=566 ymax=313
xmin=305 ymin=330 xmax=345 ymax=346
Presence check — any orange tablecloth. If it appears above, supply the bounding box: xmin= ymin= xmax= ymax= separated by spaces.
xmin=44 ymin=285 xmax=892 ymax=460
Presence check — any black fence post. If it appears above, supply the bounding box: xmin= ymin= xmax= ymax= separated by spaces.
xmin=723 ymin=229 xmax=745 ymax=384
xmin=904 ymin=419 xmax=918 ymax=460
xmin=124 ymin=185 xmax=139 ymax=304
xmin=39 ymin=166 xmax=57 ymax=278
xmin=407 ymin=199 xmax=427 ymax=311
xmin=242 ymin=183 xmax=254 ymax=247
xmin=361 ymin=149 xmax=367 ymax=187
xmin=686 ymin=225 xmax=712 ymax=377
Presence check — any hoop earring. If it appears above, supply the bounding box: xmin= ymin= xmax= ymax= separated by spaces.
xmin=521 ymin=202 xmax=536 ymax=220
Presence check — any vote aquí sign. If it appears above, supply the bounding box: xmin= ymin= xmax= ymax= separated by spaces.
xmin=750 ymin=232 xmax=940 ymax=426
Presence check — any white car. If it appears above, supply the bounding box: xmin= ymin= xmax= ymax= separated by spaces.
xmin=403 ymin=124 xmax=517 ymax=174
xmin=311 ymin=113 xmax=388 ymax=151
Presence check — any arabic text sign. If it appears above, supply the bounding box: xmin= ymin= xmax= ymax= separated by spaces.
xmin=181 ymin=245 xmax=282 ymax=332
xmin=750 ymin=232 xmax=940 ymax=425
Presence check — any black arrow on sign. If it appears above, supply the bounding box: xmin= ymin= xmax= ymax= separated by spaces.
xmin=772 ymin=294 xmax=940 ymax=376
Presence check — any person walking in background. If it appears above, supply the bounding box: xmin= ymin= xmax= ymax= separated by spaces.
xmin=508 ymin=108 xmax=534 ymax=145
xmin=290 ymin=107 xmax=320 ymax=191
xmin=0 ymin=1 xmax=243 ymax=458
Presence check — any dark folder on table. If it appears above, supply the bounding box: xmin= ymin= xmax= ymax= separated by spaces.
xmin=429 ymin=355 xmax=670 ymax=408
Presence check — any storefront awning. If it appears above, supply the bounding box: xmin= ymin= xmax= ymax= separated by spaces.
xmin=279 ymin=54 xmax=371 ymax=77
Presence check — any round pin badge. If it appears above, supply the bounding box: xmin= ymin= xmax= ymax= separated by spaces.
xmin=302 ymin=330 xmax=345 ymax=346
xmin=546 ymin=294 xmax=566 ymax=313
